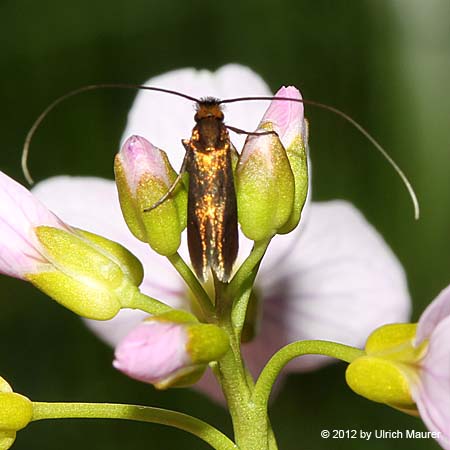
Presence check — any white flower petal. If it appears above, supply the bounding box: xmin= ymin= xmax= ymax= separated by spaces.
xmin=122 ymin=64 xmax=272 ymax=168
xmin=243 ymin=200 xmax=411 ymax=374
xmin=416 ymin=284 xmax=450 ymax=344
xmin=414 ymin=315 xmax=450 ymax=449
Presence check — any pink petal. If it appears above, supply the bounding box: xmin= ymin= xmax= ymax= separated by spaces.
xmin=413 ymin=315 xmax=450 ymax=449
xmin=260 ymin=86 xmax=304 ymax=149
xmin=243 ymin=200 xmax=411 ymax=375
xmin=416 ymin=284 xmax=450 ymax=344
xmin=113 ymin=320 xmax=191 ymax=384
xmin=122 ymin=64 xmax=272 ymax=168
xmin=118 ymin=135 xmax=170 ymax=193
xmin=0 ymin=171 xmax=66 ymax=278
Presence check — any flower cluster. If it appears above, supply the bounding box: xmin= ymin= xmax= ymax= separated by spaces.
xmin=0 ymin=64 xmax=447 ymax=449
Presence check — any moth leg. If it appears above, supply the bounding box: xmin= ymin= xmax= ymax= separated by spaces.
xmin=143 ymin=151 xmax=188 ymax=212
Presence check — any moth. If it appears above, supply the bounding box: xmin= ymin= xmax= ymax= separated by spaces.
xmin=144 ymin=96 xmax=269 ymax=283
xmin=22 ymin=83 xmax=418 ymax=284
xmin=179 ymin=98 xmax=238 ymax=283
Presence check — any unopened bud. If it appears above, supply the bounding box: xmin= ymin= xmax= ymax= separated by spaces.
xmin=114 ymin=311 xmax=229 ymax=389
xmin=0 ymin=171 xmax=145 ymax=321
xmin=259 ymin=86 xmax=309 ymax=234
xmin=236 ymin=126 xmax=295 ymax=241
xmin=346 ymin=324 xmax=424 ymax=411
xmin=115 ymin=135 xmax=187 ymax=255
xmin=27 ymin=226 xmax=144 ymax=320
xmin=0 ymin=377 xmax=33 ymax=450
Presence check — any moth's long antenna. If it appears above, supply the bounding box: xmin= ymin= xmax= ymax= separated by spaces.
xmin=221 ymin=96 xmax=420 ymax=220
xmin=22 ymin=84 xmax=200 ymax=185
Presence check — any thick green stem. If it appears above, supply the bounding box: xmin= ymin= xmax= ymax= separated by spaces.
xmin=121 ymin=290 xmax=173 ymax=315
xmin=253 ymin=340 xmax=365 ymax=411
xmin=217 ymin=346 xmax=270 ymax=450
xmin=167 ymin=252 xmax=215 ymax=319
xmin=214 ymin=279 xmax=274 ymax=450
xmin=32 ymin=402 xmax=236 ymax=450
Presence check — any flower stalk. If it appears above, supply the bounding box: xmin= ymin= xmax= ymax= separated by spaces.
xmin=253 ymin=341 xmax=365 ymax=412
xmin=31 ymin=402 xmax=237 ymax=450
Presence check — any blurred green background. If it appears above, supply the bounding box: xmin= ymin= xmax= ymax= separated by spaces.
xmin=1 ymin=0 xmax=449 ymax=449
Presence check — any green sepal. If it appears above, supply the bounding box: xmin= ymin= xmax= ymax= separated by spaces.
xmin=0 ymin=380 xmax=31 ymax=450
xmin=345 ymin=356 xmax=416 ymax=409
xmin=345 ymin=323 xmax=425 ymax=412
xmin=237 ymin=126 xmax=295 ymax=241
xmin=364 ymin=323 xmax=425 ymax=361
xmin=114 ymin=158 xmax=146 ymax=241
xmin=0 ymin=430 xmax=15 ymax=450
xmin=278 ymin=133 xmax=308 ymax=234
xmin=75 ymin=229 xmax=144 ymax=286
xmin=114 ymin=151 xmax=187 ymax=256
xmin=35 ymin=227 xmax=125 ymax=289
xmin=26 ymin=270 xmax=126 ymax=320
xmin=0 ymin=392 xmax=33 ymax=431
xmin=155 ymin=365 xmax=206 ymax=390
xmin=0 ymin=379 xmax=11 ymax=394
xmin=187 ymin=324 xmax=229 ymax=364
xmin=154 ymin=321 xmax=228 ymax=390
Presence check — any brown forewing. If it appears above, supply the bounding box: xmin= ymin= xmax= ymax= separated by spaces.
xmin=184 ymin=117 xmax=238 ymax=282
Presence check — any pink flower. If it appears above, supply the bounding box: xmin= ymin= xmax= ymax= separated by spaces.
xmin=31 ymin=64 xmax=411 ymax=402
xmin=260 ymin=85 xmax=306 ymax=150
xmin=113 ymin=315 xmax=229 ymax=389
xmin=113 ymin=320 xmax=192 ymax=388
xmin=114 ymin=135 xmax=186 ymax=255
xmin=117 ymin=135 xmax=172 ymax=194
xmin=412 ymin=285 xmax=450 ymax=449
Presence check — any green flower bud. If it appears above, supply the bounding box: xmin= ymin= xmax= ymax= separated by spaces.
xmin=26 ymin=226 xmax=144 ymax=320
xmin=345 ymin=323 xmax=425 ymax=412
xmin=115 ymin=135 xmax=187 ymax=255
xmin=0 ymin=393 xmax=33 ymax=432
xmin=278 ymin=127 xmax=308 ymax=234
xmin=259 ymin=86 xmax=309 ymax=234
xmin=0 ymin=377 xmax=33 ymax=450
xmin=114 ymin=312 xmax=229 ymax=390
xmin=236 ymin=124 xmax=295 ymax=241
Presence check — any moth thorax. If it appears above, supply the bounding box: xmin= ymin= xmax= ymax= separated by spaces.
xmin=195 ymin=101 xmax=224 ymax=122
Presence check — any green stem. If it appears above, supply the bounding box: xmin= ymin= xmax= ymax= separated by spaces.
xmin=228 ymin=238 xmax=271 ymax=298
xmin=32 ymin=402 xmax=237 ymax=450
xmin=214 ymin=281 xmax=272 ymax=450
xmin=253 ymin=340 xmax=365 ymax=411
xmin=217 ymin=347 xmax=270 ymax=450
xmin=121 ymin=289 xmax=173 ymax=315
xmin=230 ymin=265 xmax=259 ymax=339
xmin=167 ymin=252 xmax=215 ymax=319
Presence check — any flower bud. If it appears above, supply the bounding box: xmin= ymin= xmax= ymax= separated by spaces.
xmin=345 ymin=323 xmax=424 ymax=411
xmin=259 ymin=86 xmax=308 ymax=234
xmin=115 ymin=135 xmax=187 ymax=256
xmin=0 ymin=377 xmax=33 ymax=450
xmin=113 ymin=311 xmax=229 ymax=389
xmin=27 ymin=226 xmax=144 ymax=320
xmin=346 ymin=356 xmax=415 ymax=408
xmin=236 ymin=125 xmax=295 ymax=241
xmin=0 ymin=171 xmax=145 ymax=321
